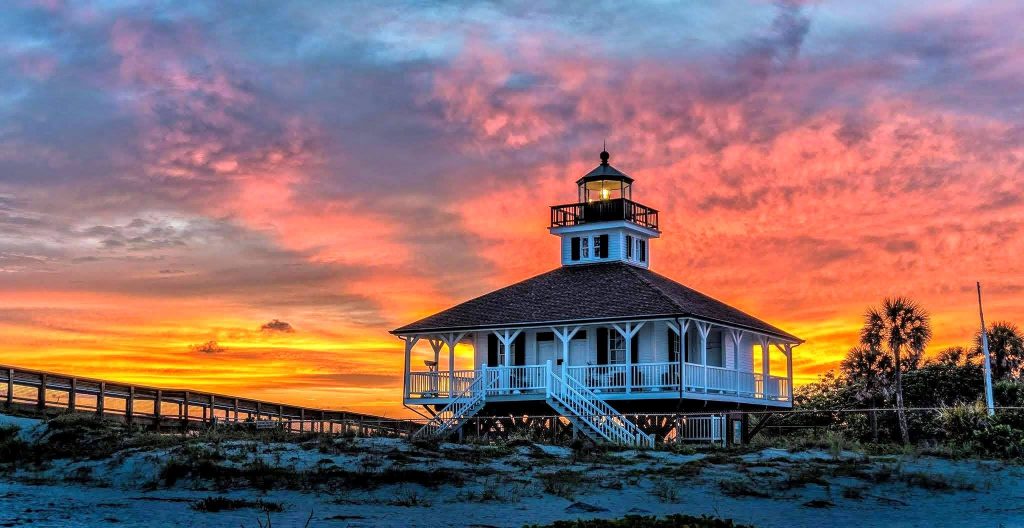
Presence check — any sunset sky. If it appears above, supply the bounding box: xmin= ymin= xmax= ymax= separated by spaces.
xmin=2 ymin=1 xmax=1022 ymax=416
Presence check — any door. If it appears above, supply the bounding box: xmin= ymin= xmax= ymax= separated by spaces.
xmin=537 ymin=341 xmax=555 ymax=367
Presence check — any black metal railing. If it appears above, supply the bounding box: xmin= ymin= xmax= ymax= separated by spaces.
xmin=550 ymin=198 xmax=659 ymax=230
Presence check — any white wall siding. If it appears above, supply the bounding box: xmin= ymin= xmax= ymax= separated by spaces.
xmin=557 ymin=225 xmax=654 ymax=268
xmin=460 ymin=324 xmax=760 ymax=373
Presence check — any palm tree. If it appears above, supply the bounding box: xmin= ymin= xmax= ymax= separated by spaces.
xmin=860 ymin=297 xmax=932 ymax=444
xmin=932 ymin=346 xmax=980 ymax=367
xmin=976 ymin=322 xmax=1024 ymax=380
xmin=841 ymin=345 xmax=894 ymax=442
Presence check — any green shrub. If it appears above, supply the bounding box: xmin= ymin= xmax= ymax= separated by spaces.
xmin=972 ymin=424 xmax=1024 ymax=459
xmin=937 ymin=402 xmax=991 ymax=444
xmin=0 ymin=425 xmax=27 ymax=465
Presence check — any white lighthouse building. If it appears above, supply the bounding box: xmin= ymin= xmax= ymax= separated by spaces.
xmin=392 ymin=151 xmax=801 ymax=447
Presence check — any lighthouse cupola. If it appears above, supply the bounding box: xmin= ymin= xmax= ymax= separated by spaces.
xmin=550 ymin=150 xmax=660 ymax=268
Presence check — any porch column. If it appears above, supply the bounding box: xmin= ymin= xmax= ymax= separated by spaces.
xmin=611 ymin=322 xmax=645 ymax=393
xmin=785 ymin=344 xmax=793 ymax=403
xmin=759 ymin=337 xmax=771 ymax=398
xmin=429 ymin=338 xmax=444 ymax=396
xmin=695 ymin=322 xmax=711 ymax=392
xmin=551 ymin=326 xmax=582 ymax=375
xmin=667 ymin=319 xmax=691 ymax=392
xmin=401 ymin=336 xmax=419 ymax=400
xmin=493 ymin=329 xmax=523 ymax=392
xmin=728 ymin=330 xmax=744 ymax=394
xmin=775 ymin=342 xmax=795 ymax=403
xmin=441 ymin=332 xmax=468 ymax=397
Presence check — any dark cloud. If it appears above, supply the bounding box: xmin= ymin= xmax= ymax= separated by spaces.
xmin=260 ymin=319 xmax=295 ymax=333
xmin=189 ymin=341 xmax=226 ymax=354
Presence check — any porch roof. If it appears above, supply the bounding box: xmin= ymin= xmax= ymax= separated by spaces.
xmin=391 ymin=262 xmax=801 ymax=342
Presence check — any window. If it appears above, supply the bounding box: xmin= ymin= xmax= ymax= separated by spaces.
xmin=498 ymin=341 xmax=515 ymax=366
xmin=626 ymin=235 xmax=633 ymax=258
xmin=707 ymin=331 xmax=724 ymax=367
xmin=593 ymin=235 xmax=602 ymax=259
xmin=637 ymin=239 xmax=647 ymax=262
xmin=686 ymin=332 xmax=699 ymax=363
xmin=609 ymin=332 xmax=627 ymax=364
xmin=668 ymin=330 xmax=680 ymax=363
xmin=581 ymin=237 xmax=590 ymax=258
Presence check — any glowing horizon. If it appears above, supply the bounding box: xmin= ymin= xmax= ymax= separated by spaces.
xmin=2 ymin=1 xmax=1023 ymax=417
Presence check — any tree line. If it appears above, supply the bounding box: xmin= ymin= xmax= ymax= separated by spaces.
xmin=792 ymin=296 xmax=1024 ymax=452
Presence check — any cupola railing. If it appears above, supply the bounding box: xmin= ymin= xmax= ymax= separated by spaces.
xmin=550 ymin=198 xmax=659 ymax=230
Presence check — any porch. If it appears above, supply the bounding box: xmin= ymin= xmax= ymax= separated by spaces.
xmin=405 ymin=362 xmax=791 ymax=406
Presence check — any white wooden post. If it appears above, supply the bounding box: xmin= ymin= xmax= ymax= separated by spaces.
xmin=448 ymin=335 xmax=456 ymax=395
xmin=429 ymin=338 xmax=444 ymax=396
xmin=493 ymin=329 xmax=523 ymax=392
xmin=551 ymin=326 xmax=581 ymax=376
xmin=785 ymin=344 xmax=793 ymax=403
xmin=775 ymin=342 xmax=795 ymax=403
xmin=402 ymin=336 xmax=419 ymax=400
xmin=441 ymin=332 xmax=467 ymax=397
xmin=666 ymin=319 xmax=690 ymax=391
xmin=612 ymin=322 xmax=645 ymax=394
xmin=695 ymin=322 xmax=711 ymax=392
xmin=545 ymin=360 xmax=552 ymax=399
xmin=759 ymin=337 xmax=771 ymax=398
xmin=729 ymin=330 xmax=743 ymax=394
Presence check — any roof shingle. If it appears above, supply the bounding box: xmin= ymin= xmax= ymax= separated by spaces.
xmin=391 ymin=262 xmax=800 ymax=341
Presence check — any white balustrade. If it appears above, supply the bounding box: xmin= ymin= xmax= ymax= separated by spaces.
xmin=408 ymin=363 xmax=789 ymax=403
xmin=565 ymin=365 xmax=627 ymax=392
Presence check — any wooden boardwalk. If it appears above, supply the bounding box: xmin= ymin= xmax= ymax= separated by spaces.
xmin=0 ymin=364 xmax=417 ymax=437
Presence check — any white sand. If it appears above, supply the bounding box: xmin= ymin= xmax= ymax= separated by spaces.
xmin=0 ymin=422 xmax=1022 ymax=527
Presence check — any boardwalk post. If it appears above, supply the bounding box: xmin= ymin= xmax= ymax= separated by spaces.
xmin=97 ymin=382 xmax=105 ymax=416
xmin=255 ymin=401 xmax=262 ymax=421
xmin=299 ymin=409 xmax=305 ymax=432
xmin=154 ymin=389 xmax=162 ymax=430
xmin=209 ymin=394 xmax=216 ymax=425
xmin=126 ymin=386 xmax=135 ymax=425
xmin=68 ymin=378 xmax=77 ymax=412
xmin=6 ymin=368 xmax=13 ymax=407
xmin=183 ymin=391 xmax=190 ymax=432
xmin=37 ymin=374 xmax=46 ymax=411
xmin=233 ymin=398 xmax=239 ymax=422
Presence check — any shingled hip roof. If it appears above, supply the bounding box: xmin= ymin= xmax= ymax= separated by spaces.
xmin=391 ymin=262 xmax=800 ymax=342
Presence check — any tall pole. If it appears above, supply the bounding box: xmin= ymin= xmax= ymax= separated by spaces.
xmin=977 ymin=282 xmax=995 ymax=416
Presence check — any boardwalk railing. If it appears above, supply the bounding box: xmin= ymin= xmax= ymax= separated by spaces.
xmin=0 ymin=364 xmax=417 ymax=437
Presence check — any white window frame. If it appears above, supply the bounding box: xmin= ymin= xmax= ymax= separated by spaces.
xmin=707 ymin=331 xmax=724 ymax=367
xmin=581 ymin=237 xmax=590 ymax=259
xmin=609 ymin=333 xmax=627 ymax=364
xmin=498 ymin=342 xmax=515 ymax=366
xmin=593 ymin=235 xmax=602 ymax=259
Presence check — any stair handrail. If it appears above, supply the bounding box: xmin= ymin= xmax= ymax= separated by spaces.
xmin=414 ymin=367 xmax=494 ymax=439
xmin=545 ymin=361 xmax=654 ymax=448
xmin=560 ymin=372 xmax=651 ymax=446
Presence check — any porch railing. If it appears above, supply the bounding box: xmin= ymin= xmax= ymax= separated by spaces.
xmin=483 ymin=365 xmax=547 ymax=394
xmin=407 ymin=364 xmax=791 ymax=401
xmin=408 ymin=369 xmax=476 ymax=398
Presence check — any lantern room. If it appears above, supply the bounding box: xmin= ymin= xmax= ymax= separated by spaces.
xmin=576 ymin=150 xmax=634 ymax=203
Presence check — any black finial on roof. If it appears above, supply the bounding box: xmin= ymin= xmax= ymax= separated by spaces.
xmin=600 ymin=141 xmax=609 ymax=166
